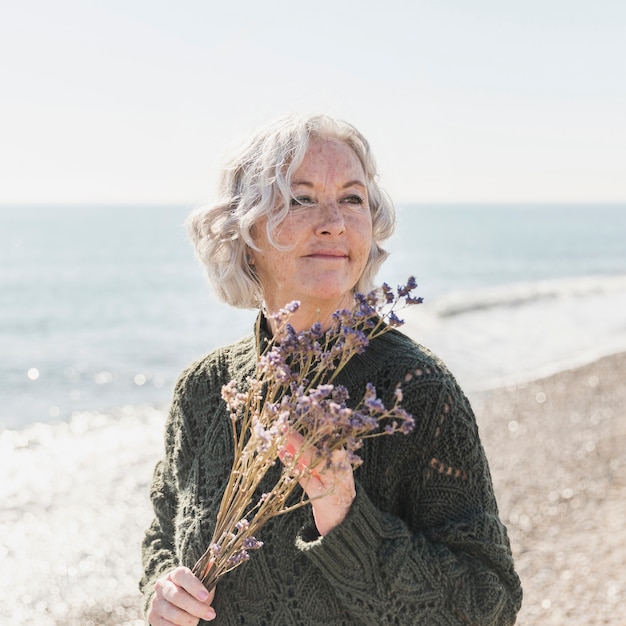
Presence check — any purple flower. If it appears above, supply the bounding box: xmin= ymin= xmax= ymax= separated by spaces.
xmin=406 ymin=295 xmax=424 ymax=305
xmin=194 ymin=276 xmax=421 ymax=591
xmin=381 ymin=283 xmax=395 ymax=304
xmin=397 ymin=276 xmax=418 ymax=297
xmin=270 ymin=301 xmax=300 ymax=327
xmin=396 ymin=409 xmax=416 ymax=434
xmin=242 ymin=536 xmax=264 ymax=550
xmin=340 ymin=326 xmax=369 ymax=352
xmin=331 ymin=385 xmax=350 ymax=404
xmin=364 ymin=395 xmax=386 ymax=413
xmin=387 ymin=311 xmax=404 ymax=327
xmin=309 ymin=384 xmax=334 ymax=403
xmin=210 ymin=543 xmax=222 ymax=557
xmin=259 ymin=348 xmax=292 ymax=383
xmin=350 ymin=411 xmax=379 ymax=432
xmin=226 ymin=550 xmax=250 ymax=566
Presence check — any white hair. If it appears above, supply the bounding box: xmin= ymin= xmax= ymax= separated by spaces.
xmin=186 ymin=114 xmax=396 ymax=309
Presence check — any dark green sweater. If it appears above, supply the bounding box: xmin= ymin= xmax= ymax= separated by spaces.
xmin=141 ymin=324 xmax=522 ymax=625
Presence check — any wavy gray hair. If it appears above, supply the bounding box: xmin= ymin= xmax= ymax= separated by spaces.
xmin=186 ymin=114 xmax=396 ymax=309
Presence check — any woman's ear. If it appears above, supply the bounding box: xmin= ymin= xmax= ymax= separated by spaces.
xmin=246 ymin=248 xmax=255 ymax=265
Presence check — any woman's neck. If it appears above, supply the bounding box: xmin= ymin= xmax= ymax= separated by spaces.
xmin=265 ymin=293 xmax=355 ymax=335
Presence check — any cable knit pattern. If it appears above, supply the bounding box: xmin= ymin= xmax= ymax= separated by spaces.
xmin=141 ymin=321 xmax=522 ymax=625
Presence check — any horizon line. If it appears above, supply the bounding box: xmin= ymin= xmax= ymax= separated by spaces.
xmin=1 ymin=200 xmax=625 ymax=208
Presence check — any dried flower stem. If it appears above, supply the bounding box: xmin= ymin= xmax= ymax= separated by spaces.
xmin=192 ymin=278 xmax=422 ymax=591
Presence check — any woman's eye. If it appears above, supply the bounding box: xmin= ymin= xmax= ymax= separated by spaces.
xmin=290 ymin=195 xmax=314 ymax=207
xmin=342 ymin=194 xmax=365 ymax=205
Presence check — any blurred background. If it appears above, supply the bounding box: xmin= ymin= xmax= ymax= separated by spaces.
xmin=1 ymin=1 xmax=625 ymax=624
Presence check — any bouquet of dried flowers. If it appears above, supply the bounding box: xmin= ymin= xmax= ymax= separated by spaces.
xmin=192 ymin=278 xmax=422 ymax=591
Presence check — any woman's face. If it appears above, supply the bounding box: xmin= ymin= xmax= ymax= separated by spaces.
xmin=250 ymin=136 xmax=373 ymax=324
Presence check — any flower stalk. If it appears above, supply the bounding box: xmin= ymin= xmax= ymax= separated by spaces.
xmin=192 ymin=278 xmax=422 ymax=591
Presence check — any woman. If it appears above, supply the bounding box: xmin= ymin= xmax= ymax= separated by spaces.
xmin=140 ymin=114 xmax=522 ymax=625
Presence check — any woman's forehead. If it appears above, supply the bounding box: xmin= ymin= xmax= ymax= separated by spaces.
xmin=292 ymin=137 xmax=365 ymax=181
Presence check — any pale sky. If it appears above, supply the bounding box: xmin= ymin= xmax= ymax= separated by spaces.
xmin=1 ymin=0 xmax=624 ymax=204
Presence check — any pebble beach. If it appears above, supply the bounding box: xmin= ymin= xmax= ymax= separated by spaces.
xmin=2 ymin=351 xmax=625 ymax=625
xmin=475 ymin=351 xmax=626 ymax=625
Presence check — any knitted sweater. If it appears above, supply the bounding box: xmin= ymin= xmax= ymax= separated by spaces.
xmin=140 ymin=322 xmax=522 ymax=625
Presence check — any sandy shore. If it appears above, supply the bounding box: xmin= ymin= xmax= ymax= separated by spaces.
xmin=4 ymin=352 xmax=625 ymax=625
xmin=473 ymin=351 xmax=626 ymax=625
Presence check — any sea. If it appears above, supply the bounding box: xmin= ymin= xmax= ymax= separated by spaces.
xmin=2 ymin=203 xmax=626 ymax=431
xmin=2 ymin=203 xmax=626 ymax=623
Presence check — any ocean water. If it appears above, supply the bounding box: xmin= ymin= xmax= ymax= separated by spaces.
xmin=2 ymin=203 xmax=626 ymax=430
xmin=2 ymin=203 xmax=626 ymax=623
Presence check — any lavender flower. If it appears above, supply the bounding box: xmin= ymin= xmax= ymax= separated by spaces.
xmin=192 ymin=277 xmax=422 ymax=591
xmin=387 ymin=311 xmax=404 ymax=327
xmin=209 ymin=543 xmax=221 ymax=557
xmin=242 ymin=536 xmax=264 ymax=550
xmin=226 ymin=551 xmax=250 ymax=566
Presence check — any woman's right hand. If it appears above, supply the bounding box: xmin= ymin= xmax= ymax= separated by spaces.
xmin=148 ymin=566 xmax=216 ymax=625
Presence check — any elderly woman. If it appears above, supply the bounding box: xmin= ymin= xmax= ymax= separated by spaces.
xmin=140 ymin=114 xmax=522 ymax=625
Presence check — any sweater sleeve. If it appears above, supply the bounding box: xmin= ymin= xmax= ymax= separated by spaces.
xmin=139 ymin=371 xmax=199 ymax=617
xmin=139 ymin=460 xmax=179 ymax=616
xmin=296 ymin=369 xmax=522 ymax=625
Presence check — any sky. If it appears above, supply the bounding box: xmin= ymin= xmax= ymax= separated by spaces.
xmin=1 ymin=0 xmax=624 ymax=205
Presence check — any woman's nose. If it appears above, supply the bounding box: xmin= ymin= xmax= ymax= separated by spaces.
xmin=315 ymin=202 xmax=346 ymax=237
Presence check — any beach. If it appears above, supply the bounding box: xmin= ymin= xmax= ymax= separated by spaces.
xmin=1 ymin=351 xmax=624 ymax=625
xmin=474 ymin=351 xmax=626 ymax=625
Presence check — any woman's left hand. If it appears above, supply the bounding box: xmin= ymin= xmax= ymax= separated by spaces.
xmin=281 ymin=432 xmax=356 ymax=536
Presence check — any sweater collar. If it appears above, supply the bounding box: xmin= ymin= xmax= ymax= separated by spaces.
xmin=254 ymin=311 xmax=273 ymax=358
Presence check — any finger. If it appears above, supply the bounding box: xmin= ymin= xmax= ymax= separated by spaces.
xmin=170 ymin=566 xmax=215 ymax=603
xmin=151 ymin=593 xmax=199 ymax=626
xmin=154 ymin=568 xmax=215 ymax=626
xmin=309 ymin=470 xmax=356 ymax=536
xmin=307 ymin=450 xmax=355 ymax=504
xmin=278 ymin=431 xmax=305 ymax=463
xmin=154 ymin=587 xmax=216 ymax=625
xmin=279 ymin=432 xmax=321 ymax=478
